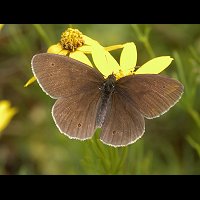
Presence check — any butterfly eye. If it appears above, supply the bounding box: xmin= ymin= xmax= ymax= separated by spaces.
xmin=51 ymin=63 xmax=55 ymax=66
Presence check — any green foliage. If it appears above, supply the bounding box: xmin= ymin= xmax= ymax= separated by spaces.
xmin=0 ymin=24 xmax=200 ymax=174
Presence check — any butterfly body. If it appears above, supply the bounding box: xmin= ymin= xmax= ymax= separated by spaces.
xmin=32 ymin=53 xmax=184 ymax=147
xmin=96 ymin=74 xmax=116 ymax=128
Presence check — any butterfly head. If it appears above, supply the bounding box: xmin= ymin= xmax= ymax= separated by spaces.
xmin=100 ymin=74 xmax=116 ymax=95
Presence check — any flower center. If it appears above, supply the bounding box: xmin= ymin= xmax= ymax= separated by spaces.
xmin=115 ymin=70 xmax=125 ymax=80
xmin=60 ymin=28 xmax=85 ymax=52
xmin=115 ymin=69 xmax=134 ymax=80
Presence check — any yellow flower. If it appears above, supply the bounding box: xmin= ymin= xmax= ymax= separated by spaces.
xmin=92 ymin=42 xmax=173 ymax=79
xmin=0 ymin=24 xmax=4 ymax=30
xmin=48 ymin=28 xmax=97 ymax=67
xmin=25 ymin=27 xmax=124 ymax=87
xmin=0 ymin=100 xmax=18 ymax=134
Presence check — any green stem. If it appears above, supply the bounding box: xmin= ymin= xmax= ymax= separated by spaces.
xmin=32 ymin=24 xmax=52 ymax=46
xmin=90 ymin=130 xmax=129 ymax=174
xmin=143 ymin=38 xmax=156 ymax=59
xmin=109 ymin=148 xmax=119 ymax=174
xmin=173 ymin=51 xmax=200 ymax=128
xmin=115 ymin=147 xmax=128 ymax=174
xmin=90 ymin=135 xmax=109 ymax=173
xmin=186 ymin=136 xmax=200 ymax=157
xmin=172 ymin=51 xmax=188 ymax=93
xmin=131 ymin=24 xmax=156 ymax=58
xmin=189 ymin=46 xmax=200 ymax=65
xmin=186 ymin=107 xmax=200 ymax=129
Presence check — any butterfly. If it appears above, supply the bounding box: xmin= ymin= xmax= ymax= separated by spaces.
xmin=31 ymin=53 xmax=184 ymax=147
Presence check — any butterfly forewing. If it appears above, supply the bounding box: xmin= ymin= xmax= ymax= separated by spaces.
xmin=100 ymin=91 xmax=145 ymax=147
xmin=31 ymin=53 xmax=104 ymax=99
xmin=116 ymin=74 xmax=184 ymax=119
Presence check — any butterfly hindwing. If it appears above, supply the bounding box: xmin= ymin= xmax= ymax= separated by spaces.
xmin=100 ymin=91 xmax=145 ymax=147
xmin=52 ymin=89 xmax=101 ymax=140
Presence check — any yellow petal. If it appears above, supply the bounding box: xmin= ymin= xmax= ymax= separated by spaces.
xmin=120 ymin=42 xmax=137 ymax=75
xmin=58 ymin=49 xmax=69 ymax=56
xmin=47 ymin=43 xmax=65 ymax=54
xmin=24 ymin=76 xmax=37 ymax=87
xmin=105 ymin=44 xmax=124 ymax=52
xmin=0 ymin=24 xmax=4 ymax=30
xmin=92 ymin=45 xmax=120 ymax=77
xmin=0 ymin=100 xmax=18 ymax=133
xmin=105 ymin=51 xmax=121 ymax=75
xmin=69 ymin=51 xmax=93 ymax=67
xmin=135 ymin=56 xmax=174 ymax=74
xmin=0 ymin=101 xmax=11 ymax=113
xmin=77 ymin=45 xmax=93 ymax=54
xmin=83 ymin=35 xmax=99 ymax=46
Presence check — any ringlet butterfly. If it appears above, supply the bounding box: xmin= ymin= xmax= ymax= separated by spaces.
xmin=31 ymin=53 xmax=184 ymax=147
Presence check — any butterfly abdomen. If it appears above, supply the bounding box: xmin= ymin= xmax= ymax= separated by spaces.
xmin=96 ymin=74 xmax=116 ymax=128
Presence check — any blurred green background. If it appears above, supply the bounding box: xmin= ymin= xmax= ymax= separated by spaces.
xmin=0 ymin=24 xmax=200 ymax=174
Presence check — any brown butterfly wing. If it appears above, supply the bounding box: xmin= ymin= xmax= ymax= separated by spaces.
xmin=100 ymin=91 xmax=145 ymax=147
xmin=31 ymin=53 xmax=104 ymax=99
xmin=52 ymin=91 xmax=101 ymax=140
xmin=32 ymin=53 xmax=104 ymax=140
xmin=116 ymin=74 xmax=184 ymax=119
